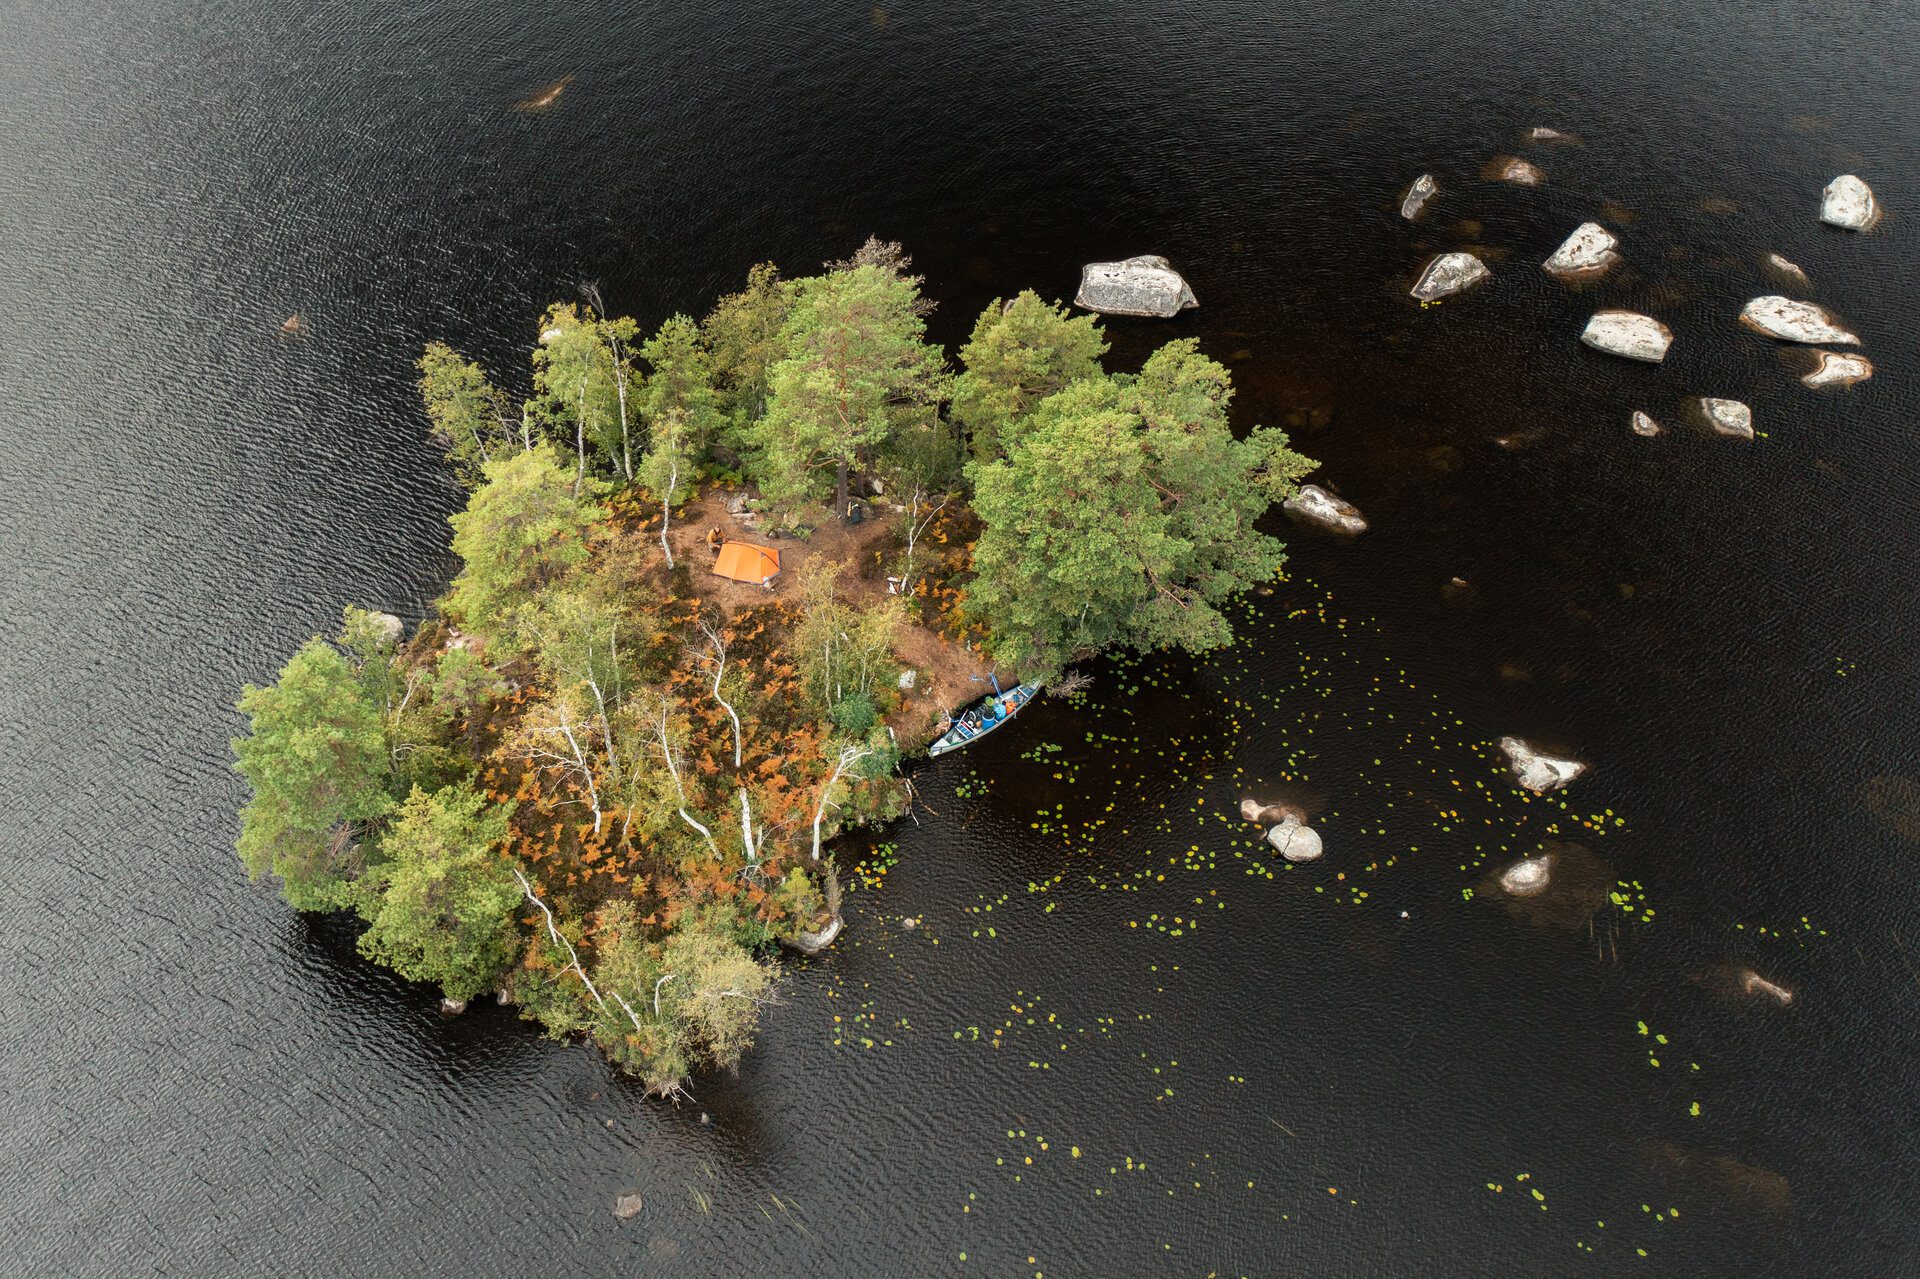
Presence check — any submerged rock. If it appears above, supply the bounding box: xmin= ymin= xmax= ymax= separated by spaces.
xmin=1410 ymin=251 xmax=1490 ymax=301
xmin=1630 ymin=410 xmax=1663 ymax=437
xmin=613 ymin=1193 xmax=646 ymax=1220
xmin=1074 ymin=255 xmax=1198 ymax=318
xmin=1581 ymin=310 xmax=1673 ymax=362
xmin=1543 ymin=222 xmax=1619 ymax=276
xmin=1802 ymin=350 xmax=1873 ymax=389
xmin=1487 ymin=155 xmax=1545 ymax=185
xmin=1861 ymin=774 xmax=1920 ymax=842
xmin=1498 ymin=736 xmax=1587 ymax=792
xmin=1400 ymin=173 xmax=1438 ymax=220
xmin=1739 ymin=295 xmax=1858 ymax=345
xmin=1740 ymin=969 xmax=1794 ymax=1005
xmin=1765 ymin=252 xmax=1810 ymax=285
xmin=1499 ymin=855 xmax=1551 ymax=897
xmin=1699 ymin=397 xmax=1753 ymax=438
xmin=1484 ymin=841 xmax=1613 ymax=930
xmin=1283 ymin=484 xmax=1368 ymax=535
xmin=1241 ymin=797 xmax=1303 ymax=825
xmin=1819 ymin=174 xmax=1878 ymax=230
xmin=1266 ymin=817 xmax=1324 ymax=863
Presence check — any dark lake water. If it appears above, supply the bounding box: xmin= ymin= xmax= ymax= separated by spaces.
xmin=4 ymin=0 xmax=1919 ymax=1273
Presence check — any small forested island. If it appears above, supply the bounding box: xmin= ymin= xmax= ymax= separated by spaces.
xmin=233 ymin=240 xmax=1315 ymax=1094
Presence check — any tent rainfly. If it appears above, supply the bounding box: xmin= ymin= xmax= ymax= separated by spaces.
xmin=712 ymin=541 xmax=781 ymax=586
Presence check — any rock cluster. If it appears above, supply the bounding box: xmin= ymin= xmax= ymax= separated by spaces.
xmin=1266 ymin=817 xmax=1324 ymax=863
xmin=1074 ymin=255 xmax=1198 ymax=317
xmin=1699 ymin=398 xmax=1753 ymax=439
xmin=1820 ymin=174 xmax=1878 ymax=230
xmin=1802 ymin=350 xmax=1873 ymax=389
xmin=1581 ymin=310 xmax=1673 ymax=363
xmin=1410 ymin=252 xmax=1489 ymax=301
xmin=1739 ymin=296 xmax=1858 ymax=345
xmin=1543 ymin=222 xmax=1619 ymax=277
xmin=1498 ymin=736 xmax=1587 ymax=793
xmin=1499 ymin=856 xmax=1551 ymax=897
xmin=1401 ymin=173 xmax=1438 ymax=220
xmin=1283 ymin=484 xmax=1368 ymax=535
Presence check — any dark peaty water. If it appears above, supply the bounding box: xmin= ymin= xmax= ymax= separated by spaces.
xmin=2 ymin=0 xmax=1918 ymax=1273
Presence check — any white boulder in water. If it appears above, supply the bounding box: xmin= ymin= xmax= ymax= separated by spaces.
xmin=1283 ymin=484 xmax=1368 ymax=535
xmin=1630 ymin=411 xmax=1662 ymax=437
xmin=1528 ymin=126 xmax=1579 ymax=144
xmin=1802 ymin=350 xmax=1873 ymax=389
xmin=1266 ymin=817 xmax=1324 ymax=863
xmin=1700 ymin=398 xmax=1753 ymax=439
xmin=1581 ymin=310 xmax=1672 ymax=362
xmin=1739 ymin=296 xmax=1858 ymax=345
xmin=368 ymin=611 xmax=405 ymax=646
xmin=1819 ymin=175 xmax=1878 ymax=230
xmin=1498 ymin=736 xmax=1587 ymax=793
xmin=1765 ymin=252 xmax=1810 ymax=285
xmin=1544 ymin=222 xmax=1619 ymax=276
xmin=1410 ymin=252 xmax=1489 ymax=301
xmin=1074 ymin=255 xmax=1198 ymax=318
xmin=1401 ymin=173 xmax=1438 ymax=219
xmin=1499 ymin=856 xmax=1552 ymax=897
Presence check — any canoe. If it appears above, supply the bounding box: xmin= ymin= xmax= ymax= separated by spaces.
xmin=929 ymin=683 xmax=1039 ymax=757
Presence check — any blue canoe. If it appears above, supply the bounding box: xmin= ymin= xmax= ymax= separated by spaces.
xmin=929 ymin=683 xmax=1040 ymax=756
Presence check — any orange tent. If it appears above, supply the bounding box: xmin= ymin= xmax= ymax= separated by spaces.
xmin=712 ymin=541 xmax=781 ymax=585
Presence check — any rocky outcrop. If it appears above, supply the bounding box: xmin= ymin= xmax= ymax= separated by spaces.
xmin=787 ymin=915 xmax=843 ymax=956
xmin=1488 ymin=155 xmax=1545 ymax=185
xmin=1266 ymin=817 xmax=1324 ymax=863
xmin=1630 ymin=411 xmax=1662 ymax=437
xmin=1543 ymin=222 xmax=1619 ymax=277
xmin=1699 ymin=398 xmax=1753 ymax=439
xmin=1410 ymin=252 xmax=1489 ymax=301
xmin=1765 ymin=252 xmax=1810 ymax=286
xmin=1074 ymin=255 xmax=1198 ymax=318
xmin=1499 ymin=855 xmax=1551 ymax=897
xmin=1400 ymin=173 xmax=1438 ymax=220
xmin=1802 ymin=350 xmax=1873 ymax=389
xmin=1820 ymin=174 xmax=1878 ymax=230
xmin=1739 ymin=296 xmax=1858 ymax=345
xmin=1498 ymin=736 xmax=1587 ymax=792
xmin=1581 ymin=310 xmax=1672 ymax=362
xmin=1283 ymin=484 xmax=1368 ymax=535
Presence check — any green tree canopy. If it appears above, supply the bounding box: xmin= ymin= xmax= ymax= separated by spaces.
xmin=638 ymin=314 xmax=723 ymax=460
xmin=355 ymin=782 xmax=519 ymax=1003
xmin=531 ymin=303 xmax=621 ymax=493
xmin=749 ymin=264 xmax=948 ymax=525
xmin=234 ymin=638 xmax=393 ymax=910
xmin=965 ymin=339 xmax=1315 ymax=678
xmin=701 ymin=262 xmax=795 ymax=444
xmin=951 ymin=290 xmax=1108 ymax=463
xmin=445 ymin=445 xmax=603 ymax=654
xmin=416 ymin=342 xmax=519 ymax=488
